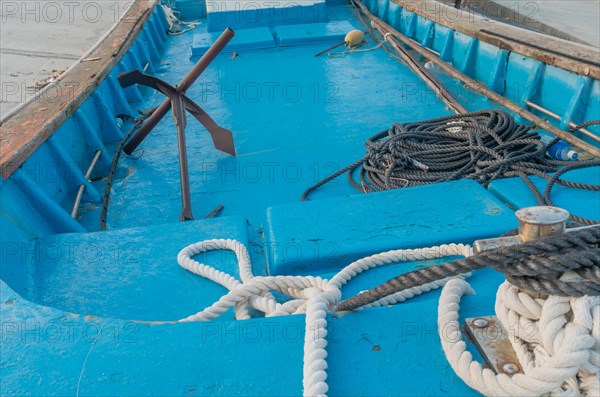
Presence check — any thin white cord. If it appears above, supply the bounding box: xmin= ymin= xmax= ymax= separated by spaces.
xmin=328 ymin=32 xmax=392 ymax=58
xmin=161 ymin=4 xmax=200 ymax=35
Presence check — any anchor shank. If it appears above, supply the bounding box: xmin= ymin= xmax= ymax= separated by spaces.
xmin=172 ymin=95 xmax=193 ymax=221
xmin=177 ymin=27 xmax=235 ymax=92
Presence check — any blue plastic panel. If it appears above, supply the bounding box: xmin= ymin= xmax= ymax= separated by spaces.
xmin=1 ymin=216 xmax=251 ymax=322
xmin=191 ymin=27 xmax=277 ymax=56
xmin=175 ymin=0 xmax=207 ymax=19
xmin=273 ymin=20 xmax=357 ymax=46
xmin=488 ymin=167 xmax=600 ymax=221
xmin=265 ymin=180 xmax=516 ymax=275
xmin=206 ymin=2 xmax=328 ymax=32
xmin=1 ymin=267 xmax=502 ymax=396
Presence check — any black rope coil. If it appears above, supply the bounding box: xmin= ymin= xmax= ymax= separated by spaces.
xmin=303 ymin=110 xmax=548 ymax=197
xmin=302 ymin=110 xmax=600 ymax=224
xmin=337 ymin=226 xmax=600 ymax=311
xmin=100 ymin=112 xmax=151 ymax=230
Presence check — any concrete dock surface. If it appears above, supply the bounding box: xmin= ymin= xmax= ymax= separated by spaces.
xmin=525 ymin=1 xmax=599 ymax=47
xmin=1 ymin=1 xmax=131 ymax=117
xmin=453 ymin=0 xmax=600 ymax=48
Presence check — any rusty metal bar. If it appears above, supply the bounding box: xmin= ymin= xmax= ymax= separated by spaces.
xmin=71 ymin=149 xmax=102 ymax=218
xmin=464 ymin=316 xmax=523 ymax=375
xmin=205 ymin=204 xmax=224 ymax=219
xmin=525 ymin=100 xmax=562 ymax=120
xmin=171 ymin=95 xmax=193 ymax=220
xmin=354 ymin=5 xmax=466 ymax=114
xmin=352 ymin=0 xmax=600 ymax=158
xmin=380 ymin=33 xmax=467 ymax=114
xmin=524 ymin=100 xmax=600 ymax=143
xmin=123 ymin=28 xmax=235 ymax=154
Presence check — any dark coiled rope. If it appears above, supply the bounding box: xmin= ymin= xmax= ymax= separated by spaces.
xmin=301 ymin=110 xmax=600 ymax=224
xmin=303 ymin=110 xmax=544 ymax=196
xmin=100 ymin=112 xmax=151 ymax=230
xmin=337 ymin=226 xmax=600 ymax=311
xmin=527 ymin=159 xmax=600 ymax=225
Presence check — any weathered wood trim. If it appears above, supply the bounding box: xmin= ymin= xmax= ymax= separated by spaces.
xmin=393 ymin=0 xmax=600 ymax=78
xmin=0 ymin=0 xmax=159 ymax=180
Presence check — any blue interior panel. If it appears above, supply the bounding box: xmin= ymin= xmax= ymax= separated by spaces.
xmin=273 ymin=20 xmax=357 ymax=46
xmin=2 ymin=1 xmax=599 ymax=395
xmin=265 ymin=180 xmax=516 ymax=275
xmin=174 ymin=0 xmax=207 ymax=19
xmin=1 ymin=266 xmax=502 ymax=396
xmin=206 ymin=2 xmax=328 ymax=33
xmin=191 ymin=27 xmax=277 ymax=56
xmin=488 ymin=167 xmax=600 ymax=221
xmin=1 ymin=216 xmax=251 ymax=321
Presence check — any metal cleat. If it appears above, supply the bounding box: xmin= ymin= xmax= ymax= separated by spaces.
xmin=464 ymin=316 xmax=523 ymax=375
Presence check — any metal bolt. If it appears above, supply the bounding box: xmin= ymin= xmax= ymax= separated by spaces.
xmin=502 ymin=363 xmax=519 ymax=375
xmin=473 ymin=318 xmax=489 ymax=328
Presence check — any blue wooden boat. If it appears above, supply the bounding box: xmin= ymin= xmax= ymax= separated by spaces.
xmin=1 ymin=1 xmax=599 ymax=395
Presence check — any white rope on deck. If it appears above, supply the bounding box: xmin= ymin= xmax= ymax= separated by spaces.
xmin=161 ymin=4 xmax=200 ymax=35
xmin=438 ymin=278 xmax=599 ymax=396
xmin=177 ymin=239 xmax=472 ymax=396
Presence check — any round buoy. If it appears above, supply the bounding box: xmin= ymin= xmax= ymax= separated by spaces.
xmin=345 ymin=30 xmax=365 ymax=47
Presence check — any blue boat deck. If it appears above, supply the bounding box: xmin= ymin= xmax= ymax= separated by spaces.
xmin=105 ymin=5 xmax=457 ymax=229
xmin=1 ymin=1 xmax=599 ymax=395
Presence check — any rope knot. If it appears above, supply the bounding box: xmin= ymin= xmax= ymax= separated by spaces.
xmin=303 ymin=286 xmax=325 ymax=300
xmin=438 ymin=230 xmax=600 ymax=397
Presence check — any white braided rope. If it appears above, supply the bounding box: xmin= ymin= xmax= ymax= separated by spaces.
xmin=161 ymin=4 xmax=200 ymax=35
xmin=438 ymin=278 xmax=599 ymax=396
xmin=176 ymin=239 xmax=471 ymax=397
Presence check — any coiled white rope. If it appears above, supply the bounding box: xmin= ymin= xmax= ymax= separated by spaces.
xmin=177 ymin=239 xmax=472 ymax=396
xmin=438 ymin=278 xmax=599 ymax=396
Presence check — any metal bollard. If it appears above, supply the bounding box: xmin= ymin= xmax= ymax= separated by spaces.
xmin=474 ymin=206 xmax=570 ymax=254
xmin=515 ymin=206 xmax=570 ymax=242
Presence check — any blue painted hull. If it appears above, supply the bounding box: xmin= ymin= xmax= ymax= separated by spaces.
xmin=1 ymin=1 xmax=599 ymax=395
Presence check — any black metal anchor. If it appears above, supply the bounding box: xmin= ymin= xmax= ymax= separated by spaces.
xmin=117 ymin=28 xmax=236 ymax=221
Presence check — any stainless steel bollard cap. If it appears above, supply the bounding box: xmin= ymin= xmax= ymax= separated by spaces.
xmin=515 ymin=206 xmax=570 ymax=242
